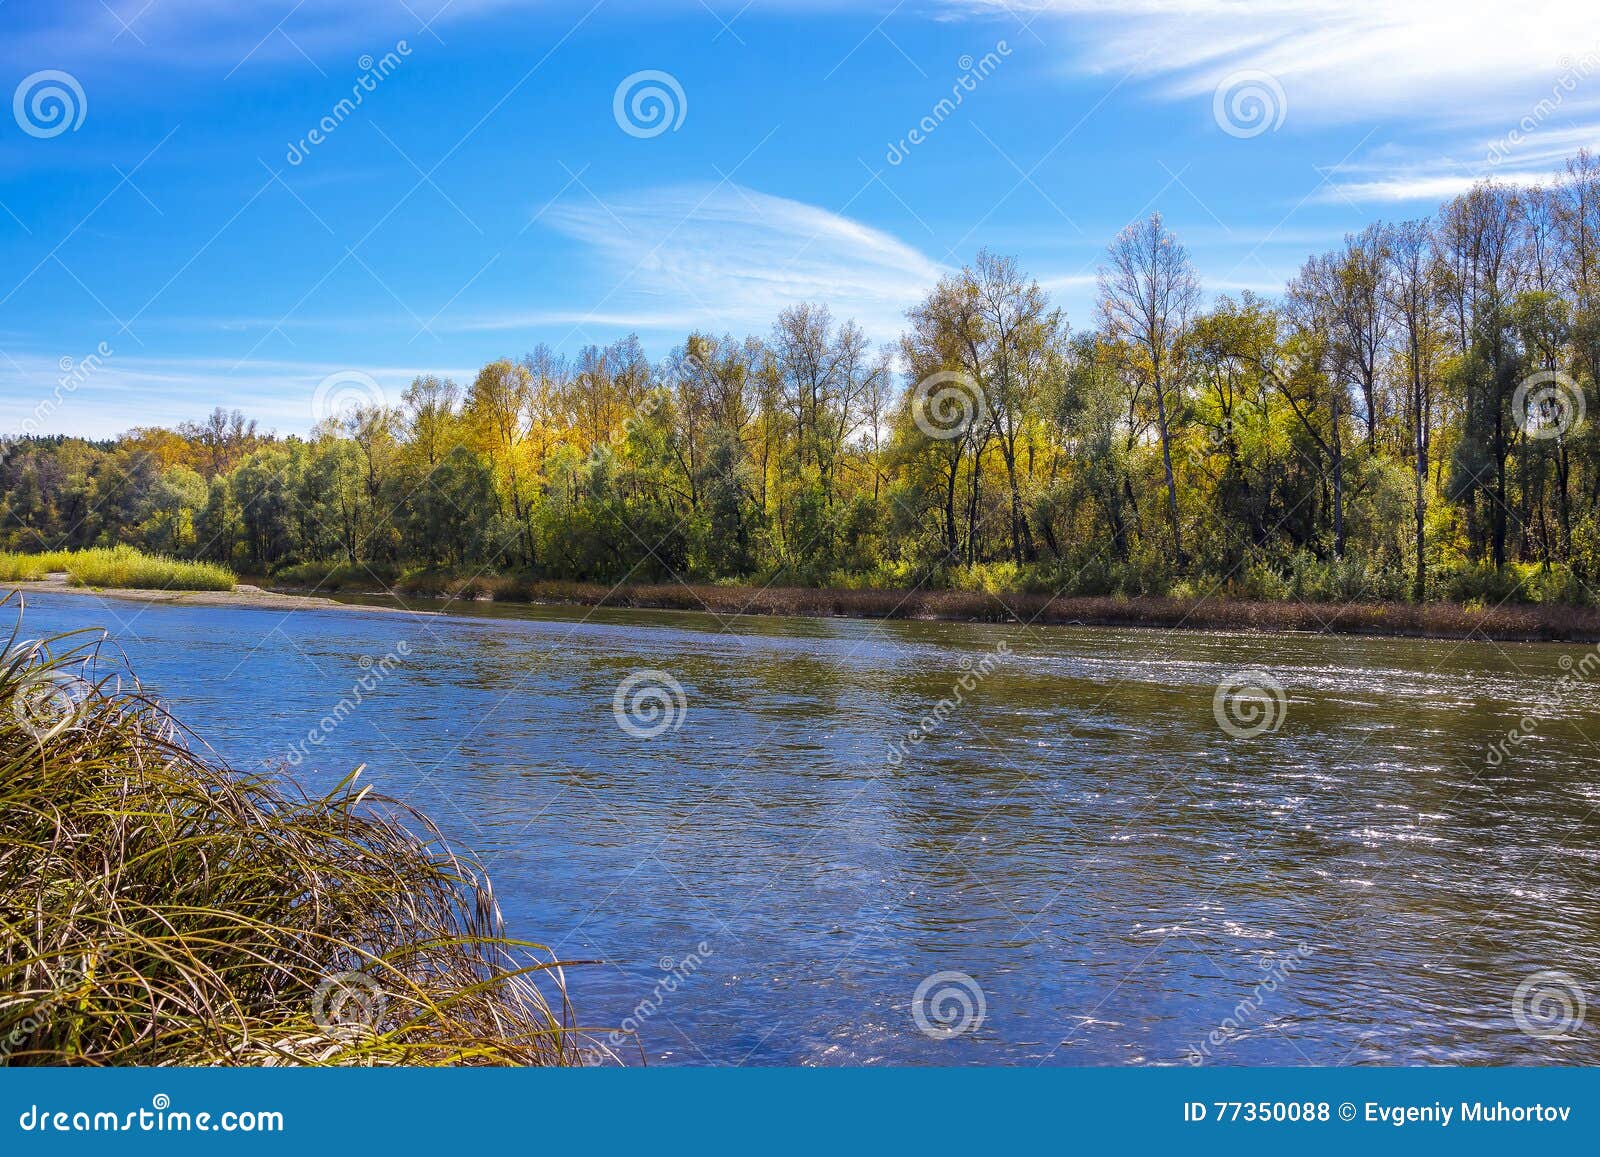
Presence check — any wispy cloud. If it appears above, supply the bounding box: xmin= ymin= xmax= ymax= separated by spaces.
xmin=1316 ymin=169 xmax=1562 ymax=205
xmin=537 ymin=183 xmax=946 ymax=342
xmin=952 ymin=1 xmax=1598 ymax=120
xmin=946 ymin=1 xmax=1600 ymax=205
xmin=1 ymin=0 xmax=472 ymax=69
xmin=1311 ymin=120 xmax=1600 ymax=204
xmin=0 ymin=352 xmax=474 ymax=438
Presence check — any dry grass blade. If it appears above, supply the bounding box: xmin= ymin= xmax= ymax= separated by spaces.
xmin=0 ymin=594 xmax=600 ymax=1066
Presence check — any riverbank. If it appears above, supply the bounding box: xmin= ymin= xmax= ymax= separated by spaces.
xmin=10 ymin=569 xmax=1597 ymax=641
xmin=280 ymin=575 xmax=1600 ymax=643
xmin=3 ymin=572 xmax=429 ymax=614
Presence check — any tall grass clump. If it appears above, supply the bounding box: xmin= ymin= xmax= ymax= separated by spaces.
xmin=63 ymin=546 xmax=235 ymax=591
xmin=0 ymin=601 xmax=591 ymax=1066
xmin=0 ymin=547 xmax=235 ymax=592
xmin=0 ymin=551 xmax=73 ymax=582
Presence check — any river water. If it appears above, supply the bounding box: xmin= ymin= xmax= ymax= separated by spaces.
xmin=14 ymin=590 xmax=1600 ymax=1065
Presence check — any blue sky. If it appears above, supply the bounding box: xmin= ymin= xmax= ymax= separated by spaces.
xmin=2 ymin=0 xmax=1597 ymax=437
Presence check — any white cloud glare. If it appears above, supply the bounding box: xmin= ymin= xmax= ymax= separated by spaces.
xmin=539 ymin=183 xmax=946 ymax=342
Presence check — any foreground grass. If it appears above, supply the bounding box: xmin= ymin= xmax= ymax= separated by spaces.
xmin=0 ymin=546 xmax=235 ymax=591
xmin=0 ymin=603 xmax=590 ymax=1066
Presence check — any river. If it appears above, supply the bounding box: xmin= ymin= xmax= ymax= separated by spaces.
xmin=13 ymin=589 xmax=1600 ymax=1065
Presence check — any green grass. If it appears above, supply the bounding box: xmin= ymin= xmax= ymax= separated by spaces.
xmin=0 ymin=600 xmax=593 ymax=1066
xmin=0 ymin=551 xmax=70 ymax=582
xmin=0 ymin=546 xmax=235 ymax=591
xmin=271 ymin=559 xmax=398 ymax=591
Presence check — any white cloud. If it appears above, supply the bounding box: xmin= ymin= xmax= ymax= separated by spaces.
xmin=1317 ymin=170 xmax=1562 ymax=204
xmin=944 ymin=1 xmax=1600 ymax=206
xmin=1035 ymin=272 xmax=1097 ymax=294
xmin=1310 ymin=120 xmax=1600 ymax=203
xmin=2 ymin=0 xmax=479 ymax=68
xmin=538 ymin=183 xmax=946 ymax=342
xmin=0 ymin=352 xmax=475 ymax=439
xmin=444 ymin=309 xmax=706 ymax=333
xmin=953 ymin=1 xmax=1600 ymax=121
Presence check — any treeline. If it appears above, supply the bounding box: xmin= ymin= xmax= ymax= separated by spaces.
xmin=6 ymin=151 xmax=1600 ymax=607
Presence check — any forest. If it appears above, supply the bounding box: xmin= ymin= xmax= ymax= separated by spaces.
xmin=5 ymin=151 xmax=1600 ymax=609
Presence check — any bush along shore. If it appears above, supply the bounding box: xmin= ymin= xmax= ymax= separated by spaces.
xmin=0 ymin=546 xmax=235 ymax=592
xmin=0 ymin=600 xmax=593 ymax=1066
xmin=6 ymin=546 xmax=1592 ymax=640
xmin=268 ymin=567 xmax=1600 ymax=642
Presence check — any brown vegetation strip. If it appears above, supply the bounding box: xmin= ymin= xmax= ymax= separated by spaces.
xmin=376 ymin=574 xmax=1600 ymax=642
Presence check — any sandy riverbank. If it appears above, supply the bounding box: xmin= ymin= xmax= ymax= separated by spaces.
xmin=2 ymin=573 xmax=432 ymax=614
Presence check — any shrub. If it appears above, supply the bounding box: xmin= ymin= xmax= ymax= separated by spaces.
xmin=1240 ymin=562 xmax=1291 ymax=601
xmin=0 ymin=609 xmax=588 ymax=1066
xmin=272 ymin=560 xmax=397 ymax=591
xmin=0 ymin=547 xmax=234 ymax=592
xmin=1517 ymin=563 xmax=1593 ymax=607
xmin=1440 ymin=561 xmax=1529 ymax=606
